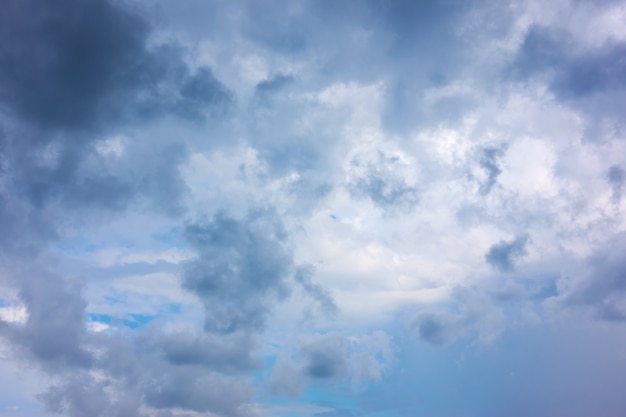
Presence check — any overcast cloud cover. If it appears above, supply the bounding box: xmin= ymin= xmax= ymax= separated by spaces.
xmin=1 ymin=0 xmax=626 ymax=416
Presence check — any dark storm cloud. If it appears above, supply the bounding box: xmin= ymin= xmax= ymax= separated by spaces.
xmin=0 ymin=0 xmax=148 ymax=130
xmin=0 ymin=0 xmax=232 ymax=218
xmin=183 ymin=210 xmax=293 ymax=333
xmin=299 ymin=333 xmax=348 ymax=379
xmin=0 ymin=0 xmax=233 ymax=131
xmin=485 ymin=235 xmax=529 ymax=273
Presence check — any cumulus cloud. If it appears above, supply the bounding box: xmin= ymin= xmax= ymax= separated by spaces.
xmin=182 ymin=210 xmax=293 ymax=333
xmin=1 ymin=0 xmax=626 ymax=415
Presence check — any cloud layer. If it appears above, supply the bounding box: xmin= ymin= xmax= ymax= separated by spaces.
xmin=1 ymin=0 xmax=626 ymax=416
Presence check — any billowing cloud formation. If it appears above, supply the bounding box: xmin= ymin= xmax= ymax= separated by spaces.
xmin=183 ymin=210 xmax=293 ymax=333
xmin=1 ymin=0 xmax=626 ymax=416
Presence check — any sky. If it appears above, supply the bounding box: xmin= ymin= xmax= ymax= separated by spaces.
xmin=1 ymin=0 xmax=626 ymax=416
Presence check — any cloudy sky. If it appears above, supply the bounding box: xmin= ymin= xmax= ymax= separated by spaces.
xmin=1 ymin=0 xmax=626 ymax=416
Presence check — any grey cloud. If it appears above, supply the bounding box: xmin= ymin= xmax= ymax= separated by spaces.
xmin=159 ymin=331 xmax=260 ymax=373
xmin=479 ymin=147 xmax=503 ymax=195
xmin=142 ymin=368 xmax=253 ymax=416
xmin=0 ymin=2 xmax=246 ymax=415
xmin=4 ymin=130 xmax=190 ymax=221
xmin=245 ymin=89 xmax=338 ymax=216
xmin=0 ymin=0 xmax=232 ymax=131
xmin=240 ymin=2 xmax=308 ymax=54
xmin=255 ymin=74 xmax=295 ymax=96
xmin=609 ymin=165 xmax=624 ymax=206
xmin=134 ymin=142 xmax=189 ymax=217
xmin=485 ymin=235 xmax=529 ymax=273
xmin=0 ymin=0 xmax=231 ymax=221
xmin=375 ymin=0 xmax=484 ymax=133
xmin=0 ymin=0 xmax=149 ymax=130
xmin=410 ymin=312 xmax=457 ymax=346
xmin=509 ymin=23 xmax=626 ymax=143
xmin=348 ymin=152 xmax=418 ymax=212
xmin=410 ymin=283 xmax=537 ymax=347
xmin=0 ymin=268 xmax=92 ymax=370
xmin=253 ymin=74 xmax=295 ymax=108
xmin=299 ymin=333 xmax=348 ymax=379
xmin=563 ymin=233 xmax=626 ymax=321
xmin=183 ymin=210 xmax=293 ymax=333
xmin=268 ymin=332 xmax=393 ymax=397
xmin=513 ymin=26 xmax=626 ymax=99
xmin=39 ymin=373 xmax=141 ymax=417
xmin=266 ymin=355 xmax=304 ymax=398
xmin=36 ymin=334 xmax=256 ymax=417
xmin=177 ymin=67 xmax=234 ymax=121
xmin=295 ymin=265 xmax=338 ymax=318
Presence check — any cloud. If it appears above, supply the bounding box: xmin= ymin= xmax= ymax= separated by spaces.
xmin=609 ymin=164 xmax=625 ymax=206
xmin=1 ymin=0 xmax=626 ymax=415
xmin=141 ymin=368 xmax=253 ymax=416
xmin=347 ymin=150 xmax=419 ymax=212
xmin=295 ymin=265 xmax=338 ymax=318
xmin=478 ymin=147 xmax=504 ymax=195
xmin=182 ymin=209 xmax=293 ymax=333
xmin=300 ymin=333 xmax=348 ymax=379
xmin=410 ymin=312 xmax=458 ymax=346
xmin=159 ymin=331 xmax=261 ymax=373
xmin=0 ymin=0 xmax=149 ymax=130
xmin=267 ymin=331 xmax=393 ymax=397
xmin=266 ymin=354 xmax=304 ymax=398
xmin=485 ymin=235 xmax=529 ymax=273
xmin=513 ymin=26 xmax=626 ymax=99
xmin=561 ymin=233 xmax=626 ymax=321
xmin=38 ymin=372 xmax=141 ymax=417
xmin=0 ymin=0 xmax=232 ymax=225
xmin=0 ymin=267 xmax=92 ymax=371
xmin=0 ymin=0 xmax=232 ymax=131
